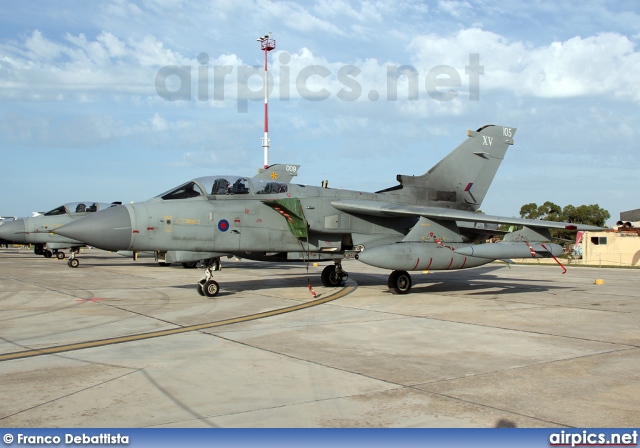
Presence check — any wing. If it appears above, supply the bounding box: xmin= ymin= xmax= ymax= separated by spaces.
xmin=330 ymin=200 xmax=604 ymax=231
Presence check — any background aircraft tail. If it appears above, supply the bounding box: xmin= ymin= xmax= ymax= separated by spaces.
xmin=380 ymin=125 xmax=516 ymax=210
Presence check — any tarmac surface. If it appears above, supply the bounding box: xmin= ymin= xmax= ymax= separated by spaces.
xmin=0 ymin=247 xmax=639 ymax=428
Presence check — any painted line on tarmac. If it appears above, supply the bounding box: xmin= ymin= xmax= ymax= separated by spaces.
xmin=0 ymin=282 xmax=357 ymax=362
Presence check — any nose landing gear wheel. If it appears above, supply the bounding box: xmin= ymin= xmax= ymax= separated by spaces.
xmin=68 ymin=258 xmax=80 ymax=268
xmin=388 ymin=270 xmax=412 ymax=294
xmin=202 ymin=280 xmax=219 ymax=298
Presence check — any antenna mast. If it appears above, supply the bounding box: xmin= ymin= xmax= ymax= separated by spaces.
xmin=257 ymin=33 xmax=276 ymax=169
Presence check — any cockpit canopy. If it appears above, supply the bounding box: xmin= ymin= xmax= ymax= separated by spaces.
xmin=158 ymin=176 xmax=288 ymax=200
xmin=43 ymin=202 xmax=119 ymax=216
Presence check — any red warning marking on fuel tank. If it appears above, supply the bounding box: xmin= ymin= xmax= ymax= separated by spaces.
xmin=76 ymin=298 xmax=108 ymax=303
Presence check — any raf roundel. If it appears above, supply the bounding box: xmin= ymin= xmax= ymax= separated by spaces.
xmin=218 ymin=219 xmax=230 ymax=232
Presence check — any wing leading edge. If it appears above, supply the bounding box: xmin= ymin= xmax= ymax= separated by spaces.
xmin=330 ymin=200 xmax=604 ymax=231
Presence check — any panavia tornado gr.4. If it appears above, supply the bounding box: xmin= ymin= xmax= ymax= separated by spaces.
xmin=54 ymin=125 xmax=603 ymax=296
xmin=0 ymin=202 xmax=122 ymax=267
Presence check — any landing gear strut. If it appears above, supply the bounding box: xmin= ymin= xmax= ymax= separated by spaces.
xmin=67 ymin=248 xmax=80 ymax=268
xmin=388 ymin=270 xmax=412 ymax=294
xmin=321 ymin=261 xmax=348 ymax=287
xmin=196 ymin=257 xmax=221 ymax=297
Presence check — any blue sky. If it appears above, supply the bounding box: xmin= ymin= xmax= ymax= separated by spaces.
xmin=1 ymin=0 xmax=639 ymax=223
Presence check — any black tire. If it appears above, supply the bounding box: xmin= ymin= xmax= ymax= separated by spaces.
xmin=182 ymin=262 xmax=197 ymax=269
xmin=56 ymin=252 xmax=65 ymax=260
xmin=203 ymin=280 xmax=219 ymax=298
xmin=68 ymin=258 xmax=80 ymax=268
xmin=44 ymin=250 xmax=53 ymax=258
xmin=388 ymin=270 xmax=412 ymax=295
xmin=321 ymin=265 xmax=344 ymax=287
xmin=196 ymin=281 xmax=205 ymax=296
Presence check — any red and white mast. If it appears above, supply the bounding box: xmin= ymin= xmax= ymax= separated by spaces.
xmin=257 ymin=33 xmax=276 ymax=169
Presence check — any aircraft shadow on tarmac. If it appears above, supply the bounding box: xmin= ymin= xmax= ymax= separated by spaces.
xmin=171 ymin=276 xmax=328 ymax=298
xmin=85 ymin=260 xmax=303 ymax=271
xmin=168 ymin=265 xmax=570 ymax=297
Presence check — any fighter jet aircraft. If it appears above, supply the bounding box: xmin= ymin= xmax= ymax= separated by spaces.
xmin=0 ymin=216 xmax=18 ymax=247
xmin=0 ymin=202 xmax=122 ymax=266
xmin=125 ymin=163 xmax=302 ymax=268
xmin=55 ymin=125 xmax=603 ymax=296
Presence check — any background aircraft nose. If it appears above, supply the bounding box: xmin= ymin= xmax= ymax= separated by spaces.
xmin=0 ymin=219 xmax=26 ymax=243
xmin=54 ymin=206 xmax=132 ymax=251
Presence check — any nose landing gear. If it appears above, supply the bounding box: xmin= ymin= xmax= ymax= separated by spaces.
xmin=67 ymin=248 xmax=81 ymax=268
xmin=196 ymin=257 xmax=221 ymax=297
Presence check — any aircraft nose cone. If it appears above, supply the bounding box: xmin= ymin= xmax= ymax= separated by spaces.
xmin=0 ymin=219 xmax=26 ymax=243
xmin=54 ymin=206 xmax=132 ymax=251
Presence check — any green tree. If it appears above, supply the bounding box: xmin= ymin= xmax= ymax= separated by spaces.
xmin=517 ymin=202 xmax=610 ymax=242
xmin=519 ymin=202 xmax=540 ymax=220
xmin=519 ymin=201 xmax=562 ymax=221
xmin=562 ymin=204 xmax=610 ymax=227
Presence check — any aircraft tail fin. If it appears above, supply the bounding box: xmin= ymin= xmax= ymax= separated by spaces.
xmin=379 ymin=125 xmax=516 ymax=210
xmin=254 ymin=164 xmax=300 ymax=183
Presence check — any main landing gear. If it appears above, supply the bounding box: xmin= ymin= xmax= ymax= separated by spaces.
xmin=34 ymin=244 xmax=70 ymax=262
xmin=388 ymin=270 xmax=412 ymax=294
xmin=34 ymin=244 xmax=54 ymax=258
xmin=321 ymin=261 xmax=348 ymax=287
xmin=196 ymin=258 xmax=221 ymax=298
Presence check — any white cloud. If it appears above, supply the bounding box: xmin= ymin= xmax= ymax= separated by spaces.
xmin=312 ymin=0 xmax=384 ymax=23
xmin=524 ymin=33 xmax=640 ymax=100
xmin=408 ymin=29 xmax=640 ymax=101
xmin=3 ymin=24 xmax=640 ymax=114
xmin=0 ymin=110 xmax=202 ymax=149
xmin=256 ymin=0 xmax=347 ymax=36
xmin=0 ymin=30 xmax=195 ymax=101
xmin=437 ymin=0 xmax=473 ymax=20
xmin=150 ymin=113 xmax=168 ymax=131
xmin=24 ymin=29 xmax=61 ymax=61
